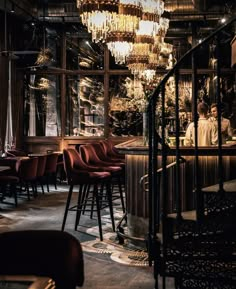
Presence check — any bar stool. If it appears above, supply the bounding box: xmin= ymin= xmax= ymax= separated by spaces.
xmin=44 ymin=153 xmax=59 ymax=192
xmin=90 ymin=142 xmax=125 ymax=169
xmin=36 ymin=155 xmax=47 ymax=194
xmin=79 ymin=144 xmax=126 ymax=213
xmin=99 ymin=139 xmax=125 ymax=161
xmin=62 ymin=148 xmax=115 ymax=241
xmin=17 ymin=157 xmax=38 ymax=200
xmin=0 ymin=175 xmax=19 ymax=207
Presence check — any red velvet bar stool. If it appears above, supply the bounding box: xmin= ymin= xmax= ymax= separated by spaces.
xmin=36 ymin=155 xmax=47 ymax=193
xmin=99 ymin=139 xmax=125 ymax=161
xmin=44 ymin=153 xmax=59 ymax=192
xmin=0 ymin=175 xmax=19 ymax=207
xmin=62 ymin=148 xmax=115 ymax=241
xmin=90 ymin=142 xmax=125 ymax=169
xmin=79 ymin=144 xmax=126 ymax=213
xmin=17 ymin=157 xmax=38 ymax=200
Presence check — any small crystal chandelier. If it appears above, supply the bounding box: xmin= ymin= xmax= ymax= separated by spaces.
xmin=77 ymin=0 xmax=119 ymax=42
xmin=126 ymin=38 xmax=151 ymax=77
xmin=141 ymin=68 xmax=156 ymax=83
xmin=127 ymin=54 xmax=149 ymax=76
xmin=140 ymin=49 xmax=160 ymax=83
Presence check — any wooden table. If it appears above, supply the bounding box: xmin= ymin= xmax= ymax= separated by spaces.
xmin=0 ymin=166 xmax=11 ymax=172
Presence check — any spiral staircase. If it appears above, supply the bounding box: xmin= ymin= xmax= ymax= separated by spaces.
xmin=147 ymin=16 xmax=236 ymax=289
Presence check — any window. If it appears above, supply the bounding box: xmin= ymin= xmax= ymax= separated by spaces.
xmin=24 ymin=74 xmax=61 ymax=136
xmin=65 ymin=75 xmax=105 ymax=137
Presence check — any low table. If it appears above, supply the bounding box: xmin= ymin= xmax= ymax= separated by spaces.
xmin=0 ymin=166 xmax=11 ymax=172
xmin=0 ymin=275 xmax=55 ymax=289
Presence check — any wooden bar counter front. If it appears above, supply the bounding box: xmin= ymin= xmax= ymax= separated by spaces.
xmin=115 ymin=137 xmax=236 ymax=239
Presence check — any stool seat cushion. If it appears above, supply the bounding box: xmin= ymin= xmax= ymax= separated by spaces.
xmin=0 ymin=176 xmax=19 ymax=183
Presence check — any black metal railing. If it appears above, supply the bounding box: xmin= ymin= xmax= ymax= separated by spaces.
xmin=147 ymin=15 xmax=236 ymax=289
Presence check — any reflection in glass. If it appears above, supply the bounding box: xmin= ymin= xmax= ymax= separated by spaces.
xmin=109 ymin=75 xmax=144 ymax=136
xmin=66 ymin=38 xmax=104 ymax=70
xmin=65 ymin=75 xmax=105 ymax=137
xmin=24 ymin=74 xmax=61 ymax=136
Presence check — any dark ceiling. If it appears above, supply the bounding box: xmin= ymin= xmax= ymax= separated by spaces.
xmin=0 ymin=0 xmax=235 ymax=53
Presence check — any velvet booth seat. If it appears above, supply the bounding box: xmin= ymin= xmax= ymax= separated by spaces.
xmin=0 ymin=230 xmax=84 ymax=289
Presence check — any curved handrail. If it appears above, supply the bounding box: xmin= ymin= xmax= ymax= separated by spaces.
xmin=147 ymin=15 xmax=236 ymax=110
xmin=140 ymin=157 xmax=186 ymax=185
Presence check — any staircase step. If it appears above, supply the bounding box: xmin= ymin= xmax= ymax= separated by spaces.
xmin=167 ymin=210 xmax=197 ymax=221
xmin=202 ymin=179 xmax=236 ymax=193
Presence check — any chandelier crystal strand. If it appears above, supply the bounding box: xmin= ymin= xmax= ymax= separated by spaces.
xmin=77 ymin=0 xmax=119 ymax=42
xmin=141 ymin=69 xmax=156 ymax=83
xmin=141 ymin=0 xmax=164 ymax=16
xmin=158 ymin=14 xmax=170 ymax=37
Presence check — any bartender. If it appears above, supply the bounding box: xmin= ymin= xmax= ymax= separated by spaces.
xmin=208 ymin=103 xmax=233 ymax=144
xmin=184 ymin=102 xmax=218 ymax=146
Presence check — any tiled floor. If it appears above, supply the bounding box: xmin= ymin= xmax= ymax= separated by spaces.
xmin=0 ymin=184 xmax=175 ymax=289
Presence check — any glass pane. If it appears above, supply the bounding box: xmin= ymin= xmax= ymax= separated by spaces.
xmin=47 ymin=27 xmax=61 ymax=68
xmin=66 ymin=38 xmax=104 ymax=70
xmin=65 ymin=75 xmax=105 ymax=137
xmin=23 ymin=74 xmax=61 ymax=136
xmin=109 ymin=75 xmax=144 ymax=136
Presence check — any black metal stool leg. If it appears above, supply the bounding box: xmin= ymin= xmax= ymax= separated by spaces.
xmin=75 ymin=185 xmax=84 ymax=230
xmin=62 ymin=184 xmax=73 ymax=231
xmin=106 ymin=181 xmax=115 ymax=232
xmin=94 ymin=184 xmax=103 ymax=241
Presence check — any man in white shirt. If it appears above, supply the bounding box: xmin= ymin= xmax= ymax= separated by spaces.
xmin=184 ymin=102 xmax=218 ymax=146
xmin=208 ymin=103 xmax=233 ymax=144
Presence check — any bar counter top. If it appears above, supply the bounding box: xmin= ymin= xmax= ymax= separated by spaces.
xmin=115 ymin=137 xmax=236 ymax=156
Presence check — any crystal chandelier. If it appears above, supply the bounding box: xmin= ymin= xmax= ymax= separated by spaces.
xmin=77 ymin=0 xmax=169 ymax=65
xmin=140 ymin=49 xmax=160 ymax=83
xmin=77 ymin=0 xmax=119 ymax=42
xmin=126 ymin=0 xmax=165 ymax=75
xmin=126 ymin=36 xmax=151 ymax=77
xmin=106 ymin=0 xmax=142 ymax=64
xmin=141 ymin=34 xmax=173 ymax=82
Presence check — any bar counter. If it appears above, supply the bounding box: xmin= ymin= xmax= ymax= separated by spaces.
xmin=115 ymin=137 xmax=236 ymax=239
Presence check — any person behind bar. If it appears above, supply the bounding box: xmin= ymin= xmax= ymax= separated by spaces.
xmin=208 ymin=103 xmax=233 ymax=144
xmin=184 ymin=102 xmax=218 ymax=146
